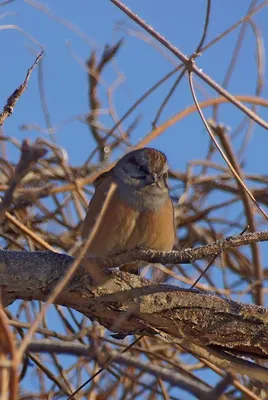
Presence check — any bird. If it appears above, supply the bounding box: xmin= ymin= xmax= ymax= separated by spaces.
xmin=81 ymin=147 xmax=175 ymax=276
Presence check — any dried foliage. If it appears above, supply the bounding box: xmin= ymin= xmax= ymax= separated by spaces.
xmin=1 ymin=1 xmax=268 ymax=399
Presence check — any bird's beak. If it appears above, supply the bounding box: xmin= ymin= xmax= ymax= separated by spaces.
xmin=152 ymin=172 xmax=167 ymax=189
xmin=150 ymin=173 xmax=159 ymax=187
xmin=156 ymin=178 xmax=162 ymax=189
xmin=152 ymin=173 xmax=158 ymax=183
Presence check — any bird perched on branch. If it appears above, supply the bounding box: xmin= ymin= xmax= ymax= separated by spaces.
xmin=81 ymin=147 xmax=175 ymax=276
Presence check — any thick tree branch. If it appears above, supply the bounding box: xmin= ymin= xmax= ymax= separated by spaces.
xmin=2 ymin=241 xmax=268 ymax=382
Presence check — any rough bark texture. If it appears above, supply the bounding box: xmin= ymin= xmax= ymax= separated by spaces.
xmin=1 ymin=249 xmax=268 ymax=360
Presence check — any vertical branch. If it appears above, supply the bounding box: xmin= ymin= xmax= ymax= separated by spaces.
xmin=86 ymin=40 xmax=123 ymax=161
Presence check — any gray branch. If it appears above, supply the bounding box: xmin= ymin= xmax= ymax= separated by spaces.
xmin=88 ymin=230 xmax=268 ymax=266
xmin=2 ymin=236 xmax=268 ymax=382
xmin=25 ymin=339 xmax=211 ymax=399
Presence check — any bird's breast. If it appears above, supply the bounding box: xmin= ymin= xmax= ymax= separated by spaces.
xmin=82 ymin=176 xmax=175 ymax=258
xmin=117 ymin=182 xmax=169 ymax=213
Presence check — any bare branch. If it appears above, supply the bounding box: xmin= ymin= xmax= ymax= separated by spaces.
xmin=0 ymin=139 xmax=47 ymax=220
xmin=2 ymin=245 xmax=268 ymax=382
xmin=22 ymin=339 xmax=211 ymax=399
xmin=0 ymin=51 xmax=43 ymax=126
xmin=90 ymin=230 xmax=268 ymax=267
xmin=110 ymin=0 xmax=268 ymax=130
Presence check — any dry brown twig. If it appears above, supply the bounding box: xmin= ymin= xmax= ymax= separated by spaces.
xmin=0 ymin=51 xmax=43 ymax=127
xmin=188 ymin=75 xmax=266 ymax=305
xmin=0 ymin=139 xmax=47 ymax=220
xmin=86 ymin=40 xmax=123 ymax=161
xmin=0 ymin=306 xmax=17 ymax=400
xmin=17 ymin=182 xmax=117 ymax=361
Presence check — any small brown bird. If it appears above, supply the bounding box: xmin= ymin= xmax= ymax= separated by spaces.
xmin=81 ymin=148 xmax=175 ymax=275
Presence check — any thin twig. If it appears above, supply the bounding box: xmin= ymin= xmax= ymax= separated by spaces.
xmin=0 ymin=306 xmax=18 ymax=400
xmin=0 ymin=139 xmax=47 ymax=220
xmin=188 ymin=72 xmax=268 ymax=222
xmin=17 ymin=183 xmax=117 ymax=360
xmin=67 ymin=336 xmax=143 ymax=399
xmin=0 ymin=51 xmax=43 ymax=126
xmin=110 ymin=0 xmax=268 ymax=130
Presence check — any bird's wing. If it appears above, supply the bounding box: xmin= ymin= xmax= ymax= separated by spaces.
xmin=81 ymin=173 xmax=139 ymax=258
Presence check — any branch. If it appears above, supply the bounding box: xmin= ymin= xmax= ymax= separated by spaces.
xmin=0 ymin=51 xmax=43 ymax=126
xmin=0 ymin=139 xmax=47 ymax=220
xmin=24 ymin=339 xmax=211 ymax=399
xmin=89 ymin=230 xmax=268 ymax=267
xmin=110 ymin=0 xmax=268 ymax=130
xmin=106 ymin=352 xmax=211 ymax=399
xmin=87 ymin=40 xmax=123 ymax=161
xmin=2 ymin=244 xmax=268 ymax=381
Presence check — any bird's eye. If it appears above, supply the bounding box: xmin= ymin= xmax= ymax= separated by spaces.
xmin=138 ymin=165 xmax=149 ymax=174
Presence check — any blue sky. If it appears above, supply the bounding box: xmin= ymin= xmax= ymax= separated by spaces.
xmin=1 ymin=1 xmax=268 ymax=171
xmin=2 ymin=1 xmax=268 ymax=398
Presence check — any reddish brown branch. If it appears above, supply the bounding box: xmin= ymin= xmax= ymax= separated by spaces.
xmin=0 ymin=139 xmax=47 ymax=220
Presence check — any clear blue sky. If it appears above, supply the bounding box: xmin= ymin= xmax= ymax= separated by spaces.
xmin=3 ymin=1 xmax=268 ymax=398
xmin=2 ymin=1 xmax=268 ymax=171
